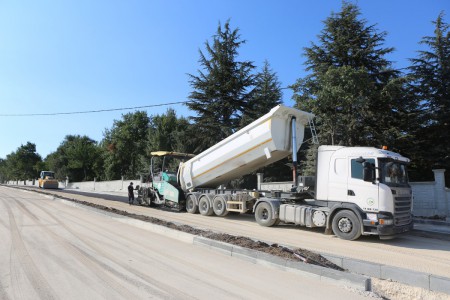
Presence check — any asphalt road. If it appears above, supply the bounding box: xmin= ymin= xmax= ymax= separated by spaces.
xmin=19 ymin=186 xmax=450 ymax=280
xmin=0 ymin=186 xmax=371 ymax=299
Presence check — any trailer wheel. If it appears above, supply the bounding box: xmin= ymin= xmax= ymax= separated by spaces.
xmin=213 ymin=195 xmax=228 ymax=217
xmin=255 ymin=202 xmax=278 ymax=227
xmin=186 ymin=195 xmax=198 ymax=214
xmin=331 ymin=210 xmax=362 ymax=240
xmin=198 ymin=196 xmax=213 ymax=216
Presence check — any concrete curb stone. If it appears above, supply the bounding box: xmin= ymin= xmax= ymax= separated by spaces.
xmin=430 ymin=275 xmax=450 ymax=294
xmin=381 ymin=265 xmax=430 ymax=290
xmin=323 ymin=253 xmax=450 ymax=295
xmin=193 ymin=236 xmax=371 ymax=291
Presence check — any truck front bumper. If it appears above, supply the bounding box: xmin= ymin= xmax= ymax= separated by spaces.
xmin=363 ymin=219 xmax=413 ymax=237
xmin=378 ymin=222 xmax=414 ymax=236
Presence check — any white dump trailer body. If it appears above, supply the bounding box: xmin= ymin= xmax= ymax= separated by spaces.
xmin=179 ymin=105 xmax=313 ymax=191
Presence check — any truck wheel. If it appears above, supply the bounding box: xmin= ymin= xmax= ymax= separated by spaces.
xmin=331 ymin=210 xmax=362 ymax=240
xmin=198 ymin=196 xmax=213 ymax=216
xmin=255 ymin=202 xmax=278 ymax=227
xmin=186 ymin=195 xmax=198 ymax=214
xmin=213 ymin=195 xmax=228 ymax=217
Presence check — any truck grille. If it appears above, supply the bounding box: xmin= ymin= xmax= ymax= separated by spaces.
xmin=394 ymin=196 xmax=412 ymax=226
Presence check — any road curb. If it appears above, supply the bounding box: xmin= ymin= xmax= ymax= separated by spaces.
xmin=322 ymin=253 xmax=450 ymax=295
xmin=192 ymin=236 xmax=371 ymax=291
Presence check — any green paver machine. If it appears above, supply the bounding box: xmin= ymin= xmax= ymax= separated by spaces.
xmin=136 ymin=151 xmax=195 ymax=210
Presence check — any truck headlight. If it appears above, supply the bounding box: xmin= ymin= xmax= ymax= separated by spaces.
xmin=366 ymin=213 xmax=377 ymax=222
xmin=379 ymin=218 xmax=394 ymax=225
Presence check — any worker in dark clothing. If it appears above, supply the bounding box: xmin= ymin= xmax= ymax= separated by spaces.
xmin=128 ymin=182 xmax=135 ymax=205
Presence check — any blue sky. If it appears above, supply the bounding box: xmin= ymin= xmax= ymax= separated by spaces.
xmin=0 ymin=0 xmax=448 ymax=159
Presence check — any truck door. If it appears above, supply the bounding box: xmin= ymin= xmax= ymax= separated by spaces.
xmin=347 ymin=158 xmax=379 ymax=212
xmin=327 ymin=157 xmax=348 ymax=201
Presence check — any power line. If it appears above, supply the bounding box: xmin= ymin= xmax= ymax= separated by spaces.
xmin=0 ymin=101 xmax=191 ymax=117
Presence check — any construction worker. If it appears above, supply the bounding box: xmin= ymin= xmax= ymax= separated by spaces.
xmin=128 ymin=182 xmax=135 ymax=205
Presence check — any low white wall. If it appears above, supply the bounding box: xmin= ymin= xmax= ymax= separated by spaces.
xmin=6 ymin=180 xmax=65 ymax=189
xmin=6 ymin=178 xmax=138 ymax=191
xmin=410 ymin=182 xmax=436 ymax=216
xmin=66 ymin=179 xmax=138 ymax=192
xmin=411 ymin=169 xmax=449 ymax=218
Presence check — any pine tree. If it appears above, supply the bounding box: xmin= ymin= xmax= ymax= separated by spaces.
xmin=187 ymin=20 xmax=256 ymax=152
xmin=291 ymin=2 xmax=408 ymax=148
xmin=408 ymin=12 xmax=450 ymax=183
xmin=241 ymin=60 xmax=282 ymax=126
xmin=234 ymin=60 xmax=285 ymax=188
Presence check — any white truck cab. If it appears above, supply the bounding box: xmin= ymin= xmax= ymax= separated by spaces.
xmin=314 ymin=145 xmax=413 ymax=239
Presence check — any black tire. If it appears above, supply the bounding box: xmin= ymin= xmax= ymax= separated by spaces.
xmin=186 ymin=194 xmax=198 ymax=214
xmin=331 ymin=210 xmax=362 ymax=240
xmin=212 ymin=196 xmax=228 ymax=217
xmin=254 ymin=202 xmax=278 ymax=227
xmin=198 ymin=196 xmax=213 ymax=216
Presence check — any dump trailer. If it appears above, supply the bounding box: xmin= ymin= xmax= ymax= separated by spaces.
xmin=38 ymin=171 xmax=59 ymax=189
xmin=137 ymin=105 xmax=413 ymax=240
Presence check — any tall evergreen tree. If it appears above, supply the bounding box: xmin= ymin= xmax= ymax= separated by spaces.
xmin=291 ymin=2 xmax=409 ymax=150
xmin=240 ymin=60 xmax=283 ymax=126
xmin=408 ymin=12 xmax=450 ymax=183
xmin=233 ymin=60 xmax=285 ymax=188
xmin=187 ymin=20 xmax=256 ymax=152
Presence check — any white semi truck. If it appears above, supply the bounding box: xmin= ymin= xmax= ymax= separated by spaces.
xmin=137 ymin=105 xmax=413 ymax=240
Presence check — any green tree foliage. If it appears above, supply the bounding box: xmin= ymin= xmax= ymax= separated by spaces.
xmin=292 ymin=2 xmax=402 ymax=144
xmin=46 ymin=135 xmax=102 ymax=182
xmin=291 ymin=2 xmax=412 ymax=176
xmin=187 ymin=20 xmax=256 ymax=152
xmin=408 ymin=12 xmax=450 ymax=183
xmin=102 ymin=111 xmax=150 ymax=180
xmin=0 ymin=159 xmax=6 ymax=183
xmin=241 ymin=60 xmax=283 ymax=126
xmin=2 ymin=142 xmax=42 ymax=181
xmin=146 ymin=109 xmax=194 ymax=172
xmin=148 ymin=108 xmax=193 ymax=154
xmin=234 ymin=60 xmax=286 ymax=188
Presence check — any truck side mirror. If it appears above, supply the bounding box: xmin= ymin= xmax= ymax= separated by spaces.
xmin=362 ymin=162 xmax=375 ymax=182
xmin=356 ymin=157 xmax=366 ymax=164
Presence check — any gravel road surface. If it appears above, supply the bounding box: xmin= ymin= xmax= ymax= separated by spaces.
xmin=0 ymin=186 xmax=375 ymax=299
xmin=30 ymin=186 xmax=450 ymax=279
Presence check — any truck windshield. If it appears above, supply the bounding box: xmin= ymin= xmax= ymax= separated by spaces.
xmin=379 ymin=159 xmax=409 ymax=187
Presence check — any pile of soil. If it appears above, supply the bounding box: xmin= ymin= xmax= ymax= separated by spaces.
xmin=32 ymin=188 xmax=344 ymax=271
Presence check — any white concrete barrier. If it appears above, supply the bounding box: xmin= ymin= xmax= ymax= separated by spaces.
xmin=411 ymin=169 xmax=449 ymax=218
